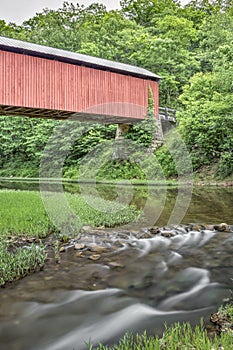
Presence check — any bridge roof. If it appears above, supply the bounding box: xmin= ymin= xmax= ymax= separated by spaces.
xmin=0 ymin=36 xmax=160 ymax=81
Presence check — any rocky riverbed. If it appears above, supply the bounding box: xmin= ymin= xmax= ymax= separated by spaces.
xmin=0 ymin=223 xmax=232 ymax=349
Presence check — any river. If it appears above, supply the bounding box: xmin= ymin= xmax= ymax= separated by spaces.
xmin=0 ymin=181 xmax=232 ymax=349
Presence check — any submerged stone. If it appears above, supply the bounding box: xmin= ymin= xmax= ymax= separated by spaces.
xmin=74 ymin=243 xmax=86 ymax=250
xmin=89 ymin=254 xmax=101 ymax=261
xmin=108 ymin=262 xmax=124 ymax=268
xmin=90 ymin=245 xmax=108 ymax=254
xmin=59 ymin=246 xmax=66 ymax=253
xmin=76 ymin=252 xmax=85 ymax=258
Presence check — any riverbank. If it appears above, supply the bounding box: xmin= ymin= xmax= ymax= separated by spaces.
xmin=90 ymin=308 xmax=233 ymax=349
xmin=0 ymin=176 xmax=233 ymax=187
xmin=0 ymin=190 xmax=140 ymax=286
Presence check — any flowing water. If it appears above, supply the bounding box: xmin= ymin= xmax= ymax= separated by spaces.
xmin=0 ymin=182 xmax=232 ymax=350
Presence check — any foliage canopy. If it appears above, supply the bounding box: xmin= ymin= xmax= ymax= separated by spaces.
xmin=0 ymin=0 xmax=232 ymax=180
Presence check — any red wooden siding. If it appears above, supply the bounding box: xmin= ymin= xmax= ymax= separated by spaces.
xmin=0 ymin=50 xmax=159 ymax=122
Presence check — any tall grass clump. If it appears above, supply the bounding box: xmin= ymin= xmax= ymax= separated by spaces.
xmin=0 ymin=240 xmax=47 ymax=286
xmin=0 ymin=190 xmax=140 ymax=237
xmin=0 ymin=190 xmax=54 ymax=238
xmin=67 ymin=194 xmax=140 ymax=228
xmin=89 ymin=321 xmax=233 ymax=350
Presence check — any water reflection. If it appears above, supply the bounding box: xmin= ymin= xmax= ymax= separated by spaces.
xmin=0 ymin=180 xmax=232 ymax=225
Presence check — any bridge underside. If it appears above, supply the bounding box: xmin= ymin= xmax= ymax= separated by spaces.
xmin=0 ymin=105 xmax=144 ymax=124
xmin=0 ymin=47 xmax=160 ymax=125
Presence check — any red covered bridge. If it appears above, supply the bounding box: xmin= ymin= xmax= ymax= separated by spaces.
xmin=0 ymin=36 xmax=166 ymax=125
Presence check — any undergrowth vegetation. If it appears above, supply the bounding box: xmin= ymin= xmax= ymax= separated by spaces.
xmin=0 ymin=241 xmax=46 ymax=286
xmin=88 ymin=319 xmax=233 ymax=350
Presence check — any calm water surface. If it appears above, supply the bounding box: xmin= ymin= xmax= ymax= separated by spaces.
xmin=1 ymin=180 xmax=232 ymax=225
xmin=0 ymin=181 xmax=232 ymax=349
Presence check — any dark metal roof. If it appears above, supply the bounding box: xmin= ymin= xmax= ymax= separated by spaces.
xmin=0 ymin=36 xmax=160 ymax=81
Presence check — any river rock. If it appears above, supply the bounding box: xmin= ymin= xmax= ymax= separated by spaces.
xmin=161 ymin=231 xmax=176 ymax=238
xmin=74 ymin=243 xmax=86 ymax=250
xmin=108 ymin=262 xmax=124 ymax=268
xmin=59 ymin=246 xmax=66 ymax=253
xmin=172 ymin=225 xmax=189 ymax=234
xmin=136 ymin=232 xmax=153 ymax=239
xmin=76 ymin=252 xmax=85 ymax=258
xmin=113 ymin=240 xmax=125 ymax=248
xmin=90 ymin=245 xmax=108 ymax=254
xmin=190 ymin=224 xmax=205 ymax=231
xmin=204 ymin=224 xmax=215 ymax=231
xmin=44 ymin=276 xmax=54 ymax=281
xmin=210 ymin=310 xmax=233 ymax=335
xmin=214 ymin=223 xmax=230 ymax=232
xmin=148 ymin=226 xmax=160 ymax=235
xmin=80 ymin=226 xmax=97 ymax=234
xmin=80 ymin=225 xmax=92 ymax=232
xmin=26 ymin=237 xmax=37 ymax=243
xmin=89 ymin=254 xmax=101 ymax=261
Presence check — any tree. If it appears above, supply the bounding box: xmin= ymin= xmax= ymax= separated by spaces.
xmin=0 ymin=117 xmax=55 ymax=176
xmin=198 ymin=12 xmax=233 ymax=72
xmin=146 ymin=37 xmax=199 ymax=106
xmin=78 ymin=11 xmax=142 ymax=60
xmin=0 ymin=19 xmax=17 ymax=37
xmin=16 ymin=2 xmax=107 ymax=51
xmin=177 ymin=70 xmax=233 ymax=176
xmin=120 ymin=0 xmax=180 ymax=25
xmin=1 ymin=0 xmax=232 ymax=179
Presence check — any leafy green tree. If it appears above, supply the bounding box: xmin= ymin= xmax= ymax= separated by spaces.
xmin=0 ymin=117 xmax=55 ymax=176
xmin=1 ymin=0 xmax=233 ymax=179
xmin=78 ymin=11 xmax=142 ymax=60
xmin=125 ymin=87 xmax=158 ymax=148
xmin=198 ymin=12 xmax=233 ymax=72
xmin=64 ymin=124 xmax=117 ymax=167
xmin=0 ymin=19 xmax=17 ymax=37
xmin=17 ymin=2 xmax=107 ymax=51
xmin=151 ymin=15 xmax=198 ymax=48
xmin=147 ymin=37 xmax=199 ymax=106
xmin=120 ymin=0 xmax=180 ymax=25
xmin=178 ymin=71 xmax=233 ymax=176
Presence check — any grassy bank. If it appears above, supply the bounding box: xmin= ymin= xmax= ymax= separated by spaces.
xmin=0 ymin=190 xmax=140 ymax=285
xmin=0 ymin=190 xmax=140 ymax=237
xmin=89 ymin=304 xmax=233 ymax=349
